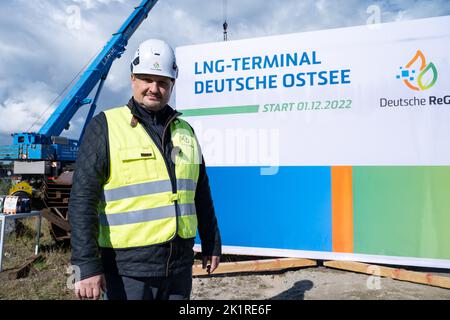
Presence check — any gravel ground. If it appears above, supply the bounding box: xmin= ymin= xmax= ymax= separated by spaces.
xmin=1 ymin=219 xmax=449 ymax=300
xmin=191 ymin=266 xmax=450 ymax=300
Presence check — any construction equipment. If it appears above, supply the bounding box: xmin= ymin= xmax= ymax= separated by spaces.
xmin=0 ymin=0 xmax=159 ymax=241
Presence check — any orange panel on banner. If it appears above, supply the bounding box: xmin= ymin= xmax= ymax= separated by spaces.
xmin=332 ymin=166 xmax=354 ymax=253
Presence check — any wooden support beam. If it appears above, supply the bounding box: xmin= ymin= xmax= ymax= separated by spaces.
xmin=193 ymin=258 xmax=316 ymax=276
xmin=7 ymin=254 xmax=42 ymax=280
xmin=41 ymin=209 xmax=71 ymax=231
xmin=323 ymin=260 xmax=450 ymax=289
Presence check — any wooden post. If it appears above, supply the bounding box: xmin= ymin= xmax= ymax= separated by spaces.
xmin=193 ymin=258 xmax=316 ymax=276
xmin=324 ymin=260 xmax=450 ymax=289
xmin=7 ymin=254 xmax=42 ymax=280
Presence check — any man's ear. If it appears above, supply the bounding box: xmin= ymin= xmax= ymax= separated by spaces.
xmin=131 ymin=74 xmax=136 ymax=89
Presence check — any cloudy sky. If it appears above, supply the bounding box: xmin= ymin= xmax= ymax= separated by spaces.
xmin=0 ymin=0 xmax=450 ymax=145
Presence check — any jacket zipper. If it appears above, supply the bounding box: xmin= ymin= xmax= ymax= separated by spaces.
xmin=142 ymin=111 xmax=181 ymax=193
xmin=161 ymin=113 xmax=180 ymax=278
xmin=138 ymin=111 xmax=181 ymax=277
xmin=166 ymin=241 xmax=173 ymax=277
xmin=162 ymin=112 xmax=181 ymax=158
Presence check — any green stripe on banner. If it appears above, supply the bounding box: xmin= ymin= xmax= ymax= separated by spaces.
xmin=180 ymin=105 xmax=260 ymax=117
xmin=353 ymin=166 xmax=450 ymax=259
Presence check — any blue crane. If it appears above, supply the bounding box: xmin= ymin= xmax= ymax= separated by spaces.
xmin=0 ymin=0 xmax=159 ymax=241
xmin=0 ymin=0 xmax=159 ymax=171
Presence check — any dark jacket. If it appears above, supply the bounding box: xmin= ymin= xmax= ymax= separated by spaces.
xmin=69 ymin=98 xmax=221 ymax=280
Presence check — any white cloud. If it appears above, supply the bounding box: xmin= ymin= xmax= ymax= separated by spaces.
xmin=71 ymin=0 xmax=127 ymax=10
xmin=0 ymin=81 xmax=57 ymax=134
xmin=0 ymin=0 xmax=449 ymax=146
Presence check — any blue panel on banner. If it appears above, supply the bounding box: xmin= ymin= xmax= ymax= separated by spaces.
xmin=196 ymin=166 xmax=332 ymax=252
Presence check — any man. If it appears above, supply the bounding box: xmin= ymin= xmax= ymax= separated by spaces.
xmin=69 ymin=39 xmax=221 ymax=300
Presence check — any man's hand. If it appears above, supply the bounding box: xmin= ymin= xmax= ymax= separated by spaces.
xmin=202 ymin=255 xmax=220 ymax=274
xmin=74 ymin=274 xmax=106 ymax=300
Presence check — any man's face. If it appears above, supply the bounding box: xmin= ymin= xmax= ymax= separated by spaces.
xmin=131 ymin=73 xmax=174 ymax=111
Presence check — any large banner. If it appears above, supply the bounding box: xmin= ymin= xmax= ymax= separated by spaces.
xmin=176 ymin=16 xmax=450 ymax=268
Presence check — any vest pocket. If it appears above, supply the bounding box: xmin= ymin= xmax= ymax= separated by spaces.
xmin=119 ymin=146 xmax=158 ymax=184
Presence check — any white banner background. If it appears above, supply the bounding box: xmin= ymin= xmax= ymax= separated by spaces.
xmin=176 ymin=16 xmax=450 ymax=166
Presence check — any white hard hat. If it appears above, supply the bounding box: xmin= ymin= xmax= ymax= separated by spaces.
xmin=130 ymin=39 xmax=178 ymax=79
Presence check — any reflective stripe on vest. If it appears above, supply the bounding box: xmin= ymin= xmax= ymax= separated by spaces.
xmin=103 ymin=179 xmax=197 ymax=202
xmin=99 ymin=106 xmax=200 ymax=249
xmin=99 ymin=203 xmax=196 ymax=226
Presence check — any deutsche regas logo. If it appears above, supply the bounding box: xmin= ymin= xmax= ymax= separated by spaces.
xmin=396 ymin=50 xmax=438 ymax=91
xmin=152 ymin=62 xmax=162 ymax=71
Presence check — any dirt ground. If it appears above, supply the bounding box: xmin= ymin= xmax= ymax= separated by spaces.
xmin=1 ymin=219 xmax=449 ymax=300
xmin=192 ymin=266 xmax=450 ymax=300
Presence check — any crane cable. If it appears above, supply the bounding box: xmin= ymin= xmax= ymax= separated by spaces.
xmin=26 ymin=50 xmax=100 ymax=132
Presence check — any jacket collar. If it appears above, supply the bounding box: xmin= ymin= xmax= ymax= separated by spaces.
xmin=126 ymin=97 xmax=181 ymax=127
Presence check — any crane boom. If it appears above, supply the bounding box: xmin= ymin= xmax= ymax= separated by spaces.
xmin=39 ymin=0 xmax=158 ymax=137
xmin=0 ymin=0 xmax=159 ymax=168
xmin=0 ymin=0 xmax=160 ymax=241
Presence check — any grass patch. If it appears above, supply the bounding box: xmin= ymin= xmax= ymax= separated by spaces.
xmin=1 ymin=219 xmax=279 ymax=300
xmin=0 ymin=217 xmax=74 ymax=300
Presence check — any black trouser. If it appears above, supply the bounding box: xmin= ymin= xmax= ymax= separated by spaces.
xmin=104 ymin=269 xmax=192 ymax=300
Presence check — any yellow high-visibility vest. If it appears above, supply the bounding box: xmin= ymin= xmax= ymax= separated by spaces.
xmin=98 ymin=106 xmax=200 ymax=249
